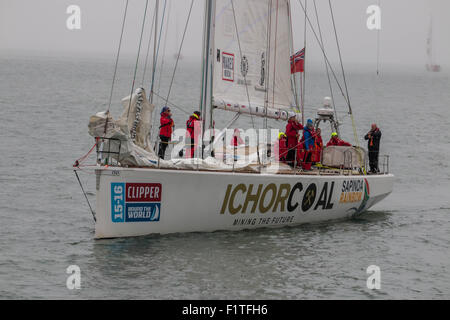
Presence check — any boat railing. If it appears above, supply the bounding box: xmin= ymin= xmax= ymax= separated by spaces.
xmin=365 ymin=153 xmax=390 ymax=175
xmin=379 ymin=154 xmax=390 ymax=174
xmin=96 ymin=137 xmax=122 ymax=166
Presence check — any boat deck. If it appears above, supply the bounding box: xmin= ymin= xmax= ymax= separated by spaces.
xmin=110 ymin=165 xmax=386 ymax=177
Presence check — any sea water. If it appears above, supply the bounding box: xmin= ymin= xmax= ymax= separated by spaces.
xmin=0 ymin=53 xmax=449 ymax=299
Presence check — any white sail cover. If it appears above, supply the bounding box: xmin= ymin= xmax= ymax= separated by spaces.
xmin=87 ymin=88 xmax=261 ymax=172
xmin=213 ymin=0 xmax=294 ymax=115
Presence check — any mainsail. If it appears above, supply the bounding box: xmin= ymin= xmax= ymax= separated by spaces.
xmin=212 ymin=0 xmax=297 ymax=120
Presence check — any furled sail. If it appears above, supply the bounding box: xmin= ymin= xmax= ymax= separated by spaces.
xmin=212 ymin=0 xmax=297 ymax=120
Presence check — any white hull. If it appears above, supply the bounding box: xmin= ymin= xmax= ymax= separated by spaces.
xmin=94 ymin=167 xmax=394 ymax=239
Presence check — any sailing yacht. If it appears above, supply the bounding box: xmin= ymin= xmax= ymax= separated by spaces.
xmin=76 ymin=0 xmax=394 ymax=239
xmin=426 ymin=16 xmax=441 ymax=72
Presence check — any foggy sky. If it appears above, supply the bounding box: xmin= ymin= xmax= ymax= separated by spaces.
xmin=1 ymin=0 xmax=449 ymax=68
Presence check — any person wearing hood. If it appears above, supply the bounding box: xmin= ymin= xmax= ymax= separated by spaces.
xmin=365 ymin=124 xmax=382 ymax=173
xmin=312 ymin=128 xmax=324 ymax=163
xmin=285 ymin=115 xmax=304 ymax=167
xmin=301 ymin=119 xmax=315 ymax=170
xmin=275 ymin=132 xmax=288 ymax=163
xmin=326 ymin=132 xmax=352 ymax=147
xmin=186 ymin=111 xmax=202 ymax=158
xmin=158 ymin=106 xmax=174 ymax=159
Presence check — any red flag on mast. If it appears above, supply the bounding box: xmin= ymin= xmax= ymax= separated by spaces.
xmin=290 ymin=48 xmax=305 ymax=74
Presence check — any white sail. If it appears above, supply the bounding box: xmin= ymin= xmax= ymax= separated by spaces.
xmin=212 ymin=0 xmax=297 ymax=120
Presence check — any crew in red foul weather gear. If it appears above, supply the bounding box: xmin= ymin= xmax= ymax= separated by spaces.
xmin=275 ymin=132 xmax=288 ymax=163
xmin=312 ymin=128 xmax=323 ymax=163
xmin=158 ymin=107 xmax=174 ymax=159
xmin=285 ymin=116 xmax=304 ymax=167
xmin=231 ymin=128 xmax=244 ymax=147
xmin=186 ymin=111 xmax=202 ymax=158
xmin=326 ymin=132 xmax=352 ymax=147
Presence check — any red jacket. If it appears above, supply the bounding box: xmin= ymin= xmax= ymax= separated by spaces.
xmin=186 ymin=116 xmax=202 ymax=158
xmin=159 ymin=114 xmax=174 ymax=138
xmin=326 ymin=137 xmax=352 ymax=147
xmin=275 ymin=137 xmax=288 ymax=162
xmin=312 ymin=135 xmax=323 ymax=163
xmin=186 ymin=116 xmax=201 ymax=139
xmin=232 ymin=136 xmax=244 ymax=147
xmin=285 ymin=121 xmax=304 ymax=149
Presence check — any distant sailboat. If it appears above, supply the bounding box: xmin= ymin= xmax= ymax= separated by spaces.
xmin=426 ymin=16 xmax=441 ymax=72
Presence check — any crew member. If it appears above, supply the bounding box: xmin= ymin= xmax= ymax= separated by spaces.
xmin=158 ymin=106 xmax=174 ymax=159
xmin=301 ymin=119 xmax=315 ymax=170
xmin=186 ymin=111 xmax=202 ymax=158
xmin=231 ymin=128 xmax=244 ymax=147
xmin=285 ymin=115 xmax=304 ymax=167
xmin=231 ymin=128 xmax=244 ymax=162
xmin=326 ymin=132 xmax=352 ymax=147
xmin=312 ymin=128 xmax=323 ymax=163
xmin=275 ymin=132 xmax=288 ymax=163
xmin=365 ymin=124 xmax=382 ymax=173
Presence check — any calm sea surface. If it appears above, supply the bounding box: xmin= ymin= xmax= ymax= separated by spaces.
xmin=0 ymin=53 xmax=449 ymax=299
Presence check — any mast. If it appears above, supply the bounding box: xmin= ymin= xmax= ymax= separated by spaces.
xmin=199 ymin=0 xmax=216 ymax=151
xmin=150 ymin=0 xmax=159 ymax=104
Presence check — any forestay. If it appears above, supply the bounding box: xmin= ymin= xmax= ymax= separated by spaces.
xmin=213 ymin=0 xmax=297 ymax=120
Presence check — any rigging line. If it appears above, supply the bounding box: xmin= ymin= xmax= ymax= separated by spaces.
xmin=271 ymin=0 xmax=279 ymax=110
xmin=328 ymin=0 xmax=351 ymax=115
xmin=376 ymin=0 xmax=381 ymax=75
xmin=313 ymin=0 xmax=339 ymax=128
xmin=328 ymin=0 xmax=360 ymax=156
xmin=164 ymin=0 xmax=195 ymax=106
xmin=229 ymin=0 xmax=255 ymax=128
xmin=296 ymin=0 xmax=363 ymax=171
xmin=107 ymin=0 xmax=129 ymax=113
xmin=141 ymin=6 xmax=157 ymax=86
xmin=211 ymin=113 xmax=241 ymax=149
xmin=126 ymin=0 xmax=150 ymax=121
xmin=327 ymin=0 xmax=363 ymax=172
xmin=264 ymin=0 xmax=273 ymax=132
xmin=156 ymin=0 xmax=172 ymax=107
xmin=230 ymin=0 xmax=261 ymax=166
xmin=149 ymin=0 xmax=168 ymax=102
xmin=295 ymin=0 xmax=349 ymax=108
xmin=74 ymin=170 xmax=96 ymax=223
xmin=287 ymin=0 xmax=299 ymax=112
xmin=302 ymin=0 xmax=307 ymax=125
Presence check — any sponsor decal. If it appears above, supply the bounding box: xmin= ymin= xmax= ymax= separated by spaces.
xmin=340 ymin=179 xmax=365 ymax=204
xmin=220 ymin=182 xmax=335 ymax=216
xmin=111 ymin=183 xmax=161 ymax=223
xmin=222 ymin=52 xmax=234 ymax=82
xmin=259 ymin=52 xmax=266 ymax=87
xmin=130 ymin=89 xmax=145 ymax=142
xmin=301 ymin=184 xmax=317 ymax=212
xmin=240 ymin=55 xmax=249 ymax=77
xmin=348 ymin=179 xmax=371 ymax=216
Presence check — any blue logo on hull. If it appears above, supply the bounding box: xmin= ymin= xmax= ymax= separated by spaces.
xmin=111 ymin=183 xmax=161 ymax=223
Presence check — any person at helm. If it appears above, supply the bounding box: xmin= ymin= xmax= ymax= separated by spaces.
xmin=326 ymin=132 xmax=352 ymax=147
